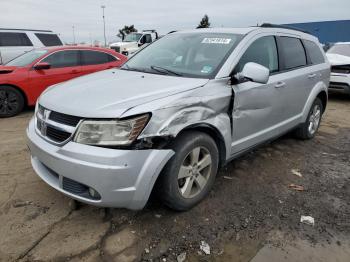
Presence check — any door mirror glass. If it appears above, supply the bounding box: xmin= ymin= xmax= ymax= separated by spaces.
xmin=34 ymin=62 xmax=51 ymax=70
xmin=239 ymin=62 xmax=270 ymax=84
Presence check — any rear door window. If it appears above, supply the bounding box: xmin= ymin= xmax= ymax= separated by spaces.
xmin=303 ymin=40 xmax=325 ymax=65
xmin=35 ymin=33 xmax=63 ymax=46
xmin=42 ymin=50 xmax=80 ymax=68
xmin=279 ymin=37 xmax=307 ymax=70
xmin=0 ymin=32 xmax=33 ymax=46
xmin=81 ymin=50 xmax=115 ymax=65
xmin=236 ymin=36 xmax=279 ymax=73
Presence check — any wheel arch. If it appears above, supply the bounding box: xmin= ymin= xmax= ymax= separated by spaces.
xmin=176 ymin=123 xmax=227 ymax=168
xmin=0 ymin=84 xmax=28 ymax=106
xmin=302 ymin=83 xmax=328 ymax=122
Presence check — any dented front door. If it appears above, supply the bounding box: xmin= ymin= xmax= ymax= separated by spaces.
xmin=230 ymin=75 xmax=286 ymax=155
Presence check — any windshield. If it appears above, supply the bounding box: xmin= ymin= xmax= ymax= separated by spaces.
xmin=6 ymin=49 xmax=48 ymax=66
xmin=124 ymin=33 xmax=142 ymax=42
xmin=327 ymin=44 xmax=350 ymax=57
xmin=122 ymin=32 xmax=243 ymax=78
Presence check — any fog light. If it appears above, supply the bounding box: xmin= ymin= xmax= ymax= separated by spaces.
xmin=89 ymin=187 xmax=97 ymax=198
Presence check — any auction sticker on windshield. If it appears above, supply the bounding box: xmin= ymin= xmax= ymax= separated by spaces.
xmin=201 ymin=65 xmax=213 ymax=74
xmin=202 ymin=38 xmax=232 ymax=44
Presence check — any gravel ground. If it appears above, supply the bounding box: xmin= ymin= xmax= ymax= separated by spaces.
xmin=0 ymin=94 xmax=349 ymax=262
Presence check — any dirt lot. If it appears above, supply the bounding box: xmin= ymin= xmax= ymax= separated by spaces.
xmin=0 ymin=94 xmax=349 ymax=262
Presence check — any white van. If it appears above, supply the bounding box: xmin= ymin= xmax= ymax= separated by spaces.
xmin=0 ymin=28 xmax=63 ymax=64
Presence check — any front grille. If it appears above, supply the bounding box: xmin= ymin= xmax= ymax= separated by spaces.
xmin=111 ymin=46 xmax=121 ymax=53
xmin=331 ymin=65 xmax=350 ymax=74
xmin=37 ymin=119 xmax=42 ymax=130
xmin=49 ymin=111 xmax=82 ymax=126
xmin=46 ymin=126 xmax=71 ymax=142
xmin=36 ymin=105 xmax=83 ymax=144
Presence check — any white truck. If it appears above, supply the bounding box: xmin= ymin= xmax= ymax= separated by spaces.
xmin=109 ymin=30 xmax=158 ymax=56
xmin=0 ymin=28 xmax=63 ymax=64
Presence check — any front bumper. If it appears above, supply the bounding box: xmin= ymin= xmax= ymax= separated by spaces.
xmin=329 ymin=73 xmax=350 ymax=94
xmin=26 ymin=117 xmax=174 ymax=210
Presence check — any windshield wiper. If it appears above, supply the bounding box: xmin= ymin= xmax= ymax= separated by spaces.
xmin=150 ymin=65 xmax=183 ymax=76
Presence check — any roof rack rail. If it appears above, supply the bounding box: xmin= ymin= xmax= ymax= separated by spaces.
xmin=260 ymin=23 xmax=311 ymax=34
xmin=0 ymin=28 xmax=53 ymax=33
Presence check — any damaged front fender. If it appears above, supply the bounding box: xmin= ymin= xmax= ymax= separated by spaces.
xmin=122 ymin=79 xmax=233 ymax=160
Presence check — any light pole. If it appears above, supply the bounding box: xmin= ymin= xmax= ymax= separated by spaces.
xmin=72 ymin=26 xmax=76 ymax=45
xmin=101 ymin=5 xmax=107 ymax=47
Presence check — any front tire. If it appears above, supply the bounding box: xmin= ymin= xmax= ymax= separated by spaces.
xmin=158 ymin=131 xmax=219 ymax=211
xmin=295 ymin=97 xmax=323 ymax=139
xmin=0 ymin=86 xmax=24 ymax=118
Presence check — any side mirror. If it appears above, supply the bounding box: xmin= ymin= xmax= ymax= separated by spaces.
xmin=239 ymin=62 xmax=270 ymax=84
xmin=34 ymin=62 xmax=51 ymax=70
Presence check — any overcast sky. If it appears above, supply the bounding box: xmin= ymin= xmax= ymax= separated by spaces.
xmin=1 ymin=0 xmax=349 ymax=44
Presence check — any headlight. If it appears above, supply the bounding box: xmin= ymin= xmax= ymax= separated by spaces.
xmin=73 ymin=114 xmax=149 ymax=146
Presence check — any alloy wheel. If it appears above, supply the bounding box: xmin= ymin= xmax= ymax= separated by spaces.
xmin=308 ymin=104 xmax=321 ymax=135
xmin=0 ymin=90 xmax=19 ymax=115
xmin=177 ymin=146 xmax=212 ymax=199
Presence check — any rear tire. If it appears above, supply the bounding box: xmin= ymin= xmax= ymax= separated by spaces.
xmin=0 ymin=86 xmax=24 ymax=118
xmin=157 ymin=131 xmax=219 ymax=211
xmin=295 ymin=97 xmax=323 ymax=140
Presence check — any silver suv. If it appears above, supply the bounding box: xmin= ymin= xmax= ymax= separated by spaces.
xmin=27 ymin=25 xmax=330 ymax=211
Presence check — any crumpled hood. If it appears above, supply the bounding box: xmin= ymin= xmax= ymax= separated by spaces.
xmin=39 ymin=69 xmax=209 ymax=118
xmin=326 ymin=53 xmax=350 ymax=66
xmin=0 ymin=65 xmax=18 ymax=74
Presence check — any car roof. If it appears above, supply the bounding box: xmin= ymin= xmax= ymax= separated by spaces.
xmin=332 ymin=42 xmax=350 ymax=45
xmin=0 ymin=28 xmax=53 ymax=33
xmin=172 ymin=26 xmax=318 ymax=42
xmin=176 ymin=27 xmax=257 ymax=35
xmin=40 ymin=46 xmax=117 ymax=52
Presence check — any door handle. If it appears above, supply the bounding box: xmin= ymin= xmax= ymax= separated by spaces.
xmin=275 ymin=82 xmax=286 ymax=88
xmin=308 ymin=73 xmax=317 ymax=79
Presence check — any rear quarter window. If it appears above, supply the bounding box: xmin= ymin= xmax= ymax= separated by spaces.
xmin=303 ymin=40 xmax=325 ymax=65
xmin=279 ymin=37 xmax=307 ymax=70
xmin=35 ymin=33 xmax=63 ymax=46
xmin=81 ymin=50 xmax=116 ymax=65
xmin=0 ymin=32 xmax=33 ymax=46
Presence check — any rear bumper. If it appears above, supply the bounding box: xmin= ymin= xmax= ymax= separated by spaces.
xmin=329 ymin=73 xmax=350 ymax=94
xmin=26 ymin=117 xmax=174 ymax=210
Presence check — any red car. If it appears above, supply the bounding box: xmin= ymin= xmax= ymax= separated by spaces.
xmin=0 ymin=46 xmax=127 ymax=117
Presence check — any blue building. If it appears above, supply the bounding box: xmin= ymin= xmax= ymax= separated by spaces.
xmin=285 ymin=20 xmax=350 ymax=44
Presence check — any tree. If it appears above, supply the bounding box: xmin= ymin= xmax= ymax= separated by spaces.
xmin=117 ymin=25 xmax=138 ymax=40
xmin=197 ymin=14 xmax=210 ymax=29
